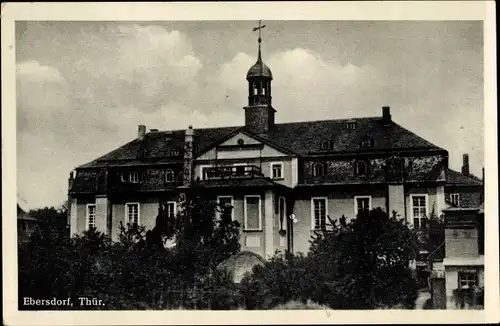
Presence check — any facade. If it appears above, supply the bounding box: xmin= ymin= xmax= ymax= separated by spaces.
xmin=68 ymin=39 xmax=484 ymax=260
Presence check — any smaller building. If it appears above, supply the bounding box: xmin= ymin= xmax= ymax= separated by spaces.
xmin=17 ymin=201 xmax=37 ymax=243
xmin=431 ymin=207 xmax=484 ymax=309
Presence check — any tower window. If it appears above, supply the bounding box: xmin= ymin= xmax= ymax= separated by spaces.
xmin=253 ymin=87 xmax=258 ymax=95
xmin=355 ymin=160 xmax=369 ymax=176
xmin=313 ymin=163 xmax=325 ymax=177
xmin=261 ymin=87 xmax=266 ymax=95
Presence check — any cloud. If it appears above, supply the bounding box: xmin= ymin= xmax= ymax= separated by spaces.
xmin=215 ymin=48 xmax=379 ymax=121
xmin=15 ymin=22 xmax=484 ymax=208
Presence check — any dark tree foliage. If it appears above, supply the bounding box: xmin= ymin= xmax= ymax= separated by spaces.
xmin=28 ymin=205 xmax=69 ymax=237
xmin=18 ymin=186 xmax=241 ymax=310
xmin=240 ymin=208 xmax=420 ymax=310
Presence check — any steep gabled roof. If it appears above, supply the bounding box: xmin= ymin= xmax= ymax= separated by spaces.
xmin=76 ymin=117 xmax=445 ymax=169
xmin=446 ymin=169 xmax=483 ymax=186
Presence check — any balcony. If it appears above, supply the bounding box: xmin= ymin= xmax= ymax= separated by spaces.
xmin=202 ymin=165 xmax=264 ymax=180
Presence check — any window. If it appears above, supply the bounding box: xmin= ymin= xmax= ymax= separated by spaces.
xmin=354 ymin=196 xmax=372 ymax=217
xmin=313 ymin=163 xmax=325 ymax=177
xmin=321 ymin=140 xmax=331 ymax=150
xmin=271 ymin=162 xmax=283 ymax=179
xmin=449 ymin=193 xmax=460 ymax=206
xmin=165 ymin=169 xmax=175 ymax=183
xmin=261 ymin=87 xmax=266 ymax=95
xmin=121 ymin=171 xmax=140 ymax=183
xmin=217 ymin=196 xmax=234 ymax=221
xmin=126 ymin=203 xmax=140 ymax=226
xmin=200 ymin=165 xmax=215 ymax=180
xmin=279 ymin=196 xmax=286 ymax=230
xmin=411 ymin=194 xmax=428 ymax=229
xmin=86 ymin=204 xmax=96 ymax=229
xmin=346 ymin=121 xmax=357 ymax=130
xmin=355 ymin=160 xmax=369 ymax=176
xmin=237 ymin=138 xmax=245 ymax=145
xmin=233 ymin=163 xmax=247 ymax=177
xmin=137 ymin=148 xmax=147 ymax=158
xmin=166 ymin=202 xmax=176 ymax=218
xmin=458 ymin=272 xmax=478 ymax=289
xmin=170 ymin=150 xmax=180 ymax=156
xmin=360 ymin=137 xmax=373 ymax=147
xmin=311 ymin=197 xmax=327 ymax=230
xmin=244 ymin=195 xmax=262 ymax=231
xmin=253 ymin=87 xmax=258 ymax=95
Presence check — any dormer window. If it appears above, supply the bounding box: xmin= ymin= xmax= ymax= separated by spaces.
xmin=313 ymin=162 xmax=325 ymax=177
xmin=165 ymin=132 xmax=173 ymax=141
xmin=121 ymin=171 xmax=140 ymax=183
xmin=170 ymin=150 xmax=180 ymax=156
xmin=345 ymin=121 xmax=357 ymax=130
xmin=355 ymin=160 xmax=369 ymax=176
xmin=360 ymin=137 xmax=374 ymax=148
xmin=321 ymin=140 xmax=331 ymax=150
xmin=165 ymin=169 xmax=175 ymax=183
xmin=137 ymin=148 xmax=148 ymax=159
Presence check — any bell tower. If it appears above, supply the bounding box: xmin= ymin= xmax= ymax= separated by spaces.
xmin=244 ymin=20 xmax=276 ymax=134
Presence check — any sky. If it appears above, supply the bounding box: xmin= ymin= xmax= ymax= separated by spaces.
xmin=16 ymin=20 xmax=484 ymax=209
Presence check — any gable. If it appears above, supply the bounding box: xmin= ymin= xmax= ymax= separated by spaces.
xmin=196 ymin=131 xmax=291 ymax=161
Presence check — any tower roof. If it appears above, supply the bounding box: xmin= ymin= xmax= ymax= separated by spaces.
xmin=246 ymin=53 xmax=273 ymax=80
xmin=246 ymin=31 xmax=273 ymax=80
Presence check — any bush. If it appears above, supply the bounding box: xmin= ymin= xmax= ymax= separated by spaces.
xmin=18 ymin=188 xmax=242 ymax=310
xmin=239 ymin=209 xmax=420 ymax=310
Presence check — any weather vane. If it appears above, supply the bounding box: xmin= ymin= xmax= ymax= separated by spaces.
xmin=252 ymin=20 xmax=266 ymax=44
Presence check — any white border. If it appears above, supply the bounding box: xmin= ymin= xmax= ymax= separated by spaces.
xmin=244 ymin=195 xmax=262 ymax=231
xmin=311 ymin=197 xmax=328 ymax=230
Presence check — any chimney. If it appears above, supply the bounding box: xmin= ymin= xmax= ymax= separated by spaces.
xmin=138 ymin=125 xmax=146 ymax=140
xmin=382 ymin=106 xmax=391 ymax=125
xmin=68 ymin=170 xmax=75 ymax=191
xmin=183 ymin=125 xmax=194 ymax=186
xmin=461 ymin=153 xmax=470 ymax=176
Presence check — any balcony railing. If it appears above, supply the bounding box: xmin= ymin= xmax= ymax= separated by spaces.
xmin=202 ymin=165 xmax=264 ymax=180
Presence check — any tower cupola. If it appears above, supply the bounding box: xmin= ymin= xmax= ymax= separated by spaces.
xmin=243 ymin=21 xmax=276 ymax=134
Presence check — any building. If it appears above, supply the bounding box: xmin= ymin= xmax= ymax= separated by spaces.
xmin=67 ymin=35 xmax=484 ymax=260
xmin=427 ymin=157 xmax=484 ymax=309
xmin=17 ymin=197 xmax=37 ymax=243
xmin=428 ymin=207 xmax=484 ymax=309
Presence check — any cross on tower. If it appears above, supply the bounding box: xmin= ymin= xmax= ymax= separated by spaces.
xmin=252 ymin=20 xmax=266 ymax=43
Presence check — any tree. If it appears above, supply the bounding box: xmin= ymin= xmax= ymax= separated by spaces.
xmin=28 ymin=205 xmax=69 ymax=237
xmin=240 ymin=208 xmax=420 ymax=310
xmin=307 ymin=208 xmax=420 ymax=309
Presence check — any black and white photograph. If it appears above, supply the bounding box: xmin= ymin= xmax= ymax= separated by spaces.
xmin=2 ymin=2 xmax=498 ymax=325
